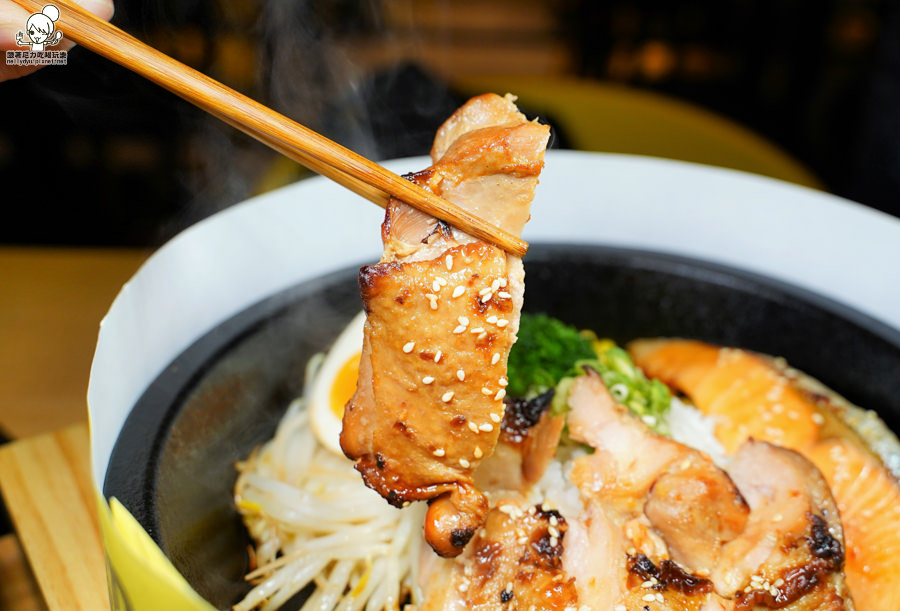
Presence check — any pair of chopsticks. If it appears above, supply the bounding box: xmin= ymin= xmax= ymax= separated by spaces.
xmin=9 ymin=0 xmax=527 ymax=257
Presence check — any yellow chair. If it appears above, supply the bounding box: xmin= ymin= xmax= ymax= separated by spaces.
xmin=454 ymin=74 xmax=822 ymax=190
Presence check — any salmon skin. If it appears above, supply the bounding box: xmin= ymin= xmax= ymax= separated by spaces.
xmin=340 ymin=93 xmax=550 ymax=558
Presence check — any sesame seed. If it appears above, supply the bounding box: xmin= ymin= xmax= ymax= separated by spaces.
xmin=550 ymin=536 xmax=558 ymax=547
xmin=642 ymin=593 xmax=656 ymax=602
xmin=641 ymin=580 xmax=654 ymax=589
xmin=549 ymin=515 xmax=559 ymax=526
xmin=491 ymin=279 xmax=501 ymax=292
xmin=459 ymin=458 xmax=470 ymax=468
xmin=548 ymin=525 xmax=560 ymax=538
xmin=498 ymin=277 xmax=507 ymax=287
xmin=481 ymin=292 xmax=493 ymax=303
xmin=490 ymin=412 xmax=502 ymax=423
xmin=437 ymin=276 xmax=447 ymax=286
xmin=496 ymin=318 xmax=509 ymax=328
xmin=402 ymin=341 xmax=415 ymax=353
xmin=518 ymin=536 xmax=528 ymax=545
xmin=495 ymin=389 xmax=507 ymax=401
xmin=486 ymin=315 xmax=498 ymax=324
xmin=474 ymin=446 xmax=483 ymax=459
xmin=453 ymin=325 xmax=467 ymax=334
xmin=457 ymin=316 xmax=469 ymax=326
xmin=452 ymin=285 xmax=465 ymax=298
xmin=442 ymin=391 xmax=454 ymax=402
xmin=615 ymin=606 xmax=627 ymax=611
xmin=458 ymin=581 xmax=469 ymax=593
xmin=479 ymin=423 xmax=494 ymax=432
xmin=482 ymin=387 xmax=493 ymax=396
xmin=491 ymin=352 xmax=501 ymax=365
xmin=457 ymin=369 xmax=466 ymax=381
xmin=422 ymin=376 xmax=435 ymax=384
xmin=433 ymin=448 xmax=445 ymax=457
xmin=774 ymin=578 xmax=784 ymax=587
xmin=477 ymin=331 xmax=487 ymax=340
xmin=655 ymin=593 xmax=664 ymax=603
xmin=498 ymin=377 xmax=508 ymax=387
xmin=470 ymin=327 xmax=485 ymax=334
xmin=402 ymin=501 xmax=410 ymax=507
xmin=479 ymin=287 xmax=492 ymax=296
xmin=445 ymin=255 xmax=453 ymax=270
xmin=468 ymin=421 xmax=479 ymax=433
xmin=434 ymin=350 xmax=442 ymax=363
xmin=498 ymin=291 xmax=511 ymax=299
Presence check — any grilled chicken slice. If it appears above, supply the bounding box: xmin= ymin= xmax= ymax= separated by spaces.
xmin=340 ymin=93 xmax=550 ymax=558
xmin=716 ymin=440 xmax=853 ymax=609
xmin=418 ymin=497 xmax=579 ymax=611
xmin=564 ymin=369 xmax=746 ymax=609
xmin=564 ymin=368 xmax=852 ymax=610
xmin=566 ymin=368 xmax=750 ymax=568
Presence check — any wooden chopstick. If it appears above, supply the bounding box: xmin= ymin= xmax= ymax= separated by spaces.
xmin=9 ymin=0 xmax=528 ymax=257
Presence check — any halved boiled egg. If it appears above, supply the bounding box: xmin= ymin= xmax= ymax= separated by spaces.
xmin=309 ymin=311 xmax=366 ymax=456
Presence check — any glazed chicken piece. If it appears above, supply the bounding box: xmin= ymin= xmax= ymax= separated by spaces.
xmin=563 ymin=368 xmax=853 ymax=610
xmin=340 ymin=93 xmax=550 ymax=558
xmin=564 ymin=369 xmax=746 ymax=609
xmin=418 ymin=498 xmax=579 ymax=611
xmin=716 ymin=440 xmax=853 ymax=610
xmin=566 ymin=369 xmax=750 ymax=572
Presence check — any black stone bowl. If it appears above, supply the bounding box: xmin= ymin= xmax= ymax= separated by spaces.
xmin=103 ymin=244 xmax=900 ymax=610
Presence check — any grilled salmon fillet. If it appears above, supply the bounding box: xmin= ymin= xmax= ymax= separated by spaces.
xmin=340 ymin=93 xmax=550 ymax=558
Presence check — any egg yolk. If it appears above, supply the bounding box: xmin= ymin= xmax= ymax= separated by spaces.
xmin=330 ymin=352 xmax=361 ymax=419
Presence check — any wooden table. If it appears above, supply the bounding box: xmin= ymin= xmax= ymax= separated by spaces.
xmin=0 ymin=423 xmax=106 ymax=610
xmin=0 ymin=246 xmax=151 ymax=610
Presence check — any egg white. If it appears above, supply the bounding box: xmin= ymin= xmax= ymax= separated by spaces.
xmin=309 ymin=310 xmax=367 ymax=456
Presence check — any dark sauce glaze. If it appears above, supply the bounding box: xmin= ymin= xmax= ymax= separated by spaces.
xmin=501 ymin=390 xmax=554 ymax=444
xmin=627 ymin=554 xmax=713 ymax=596
xmin=734 ymin=513 xmax=845 ymax=610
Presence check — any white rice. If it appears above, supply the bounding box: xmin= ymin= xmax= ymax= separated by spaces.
xmin=667 ymin=396 xmax=729 ymax=467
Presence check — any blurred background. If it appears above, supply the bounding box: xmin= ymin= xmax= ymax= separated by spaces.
xmin=1 ymin=0 xmax=899 ymax=248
